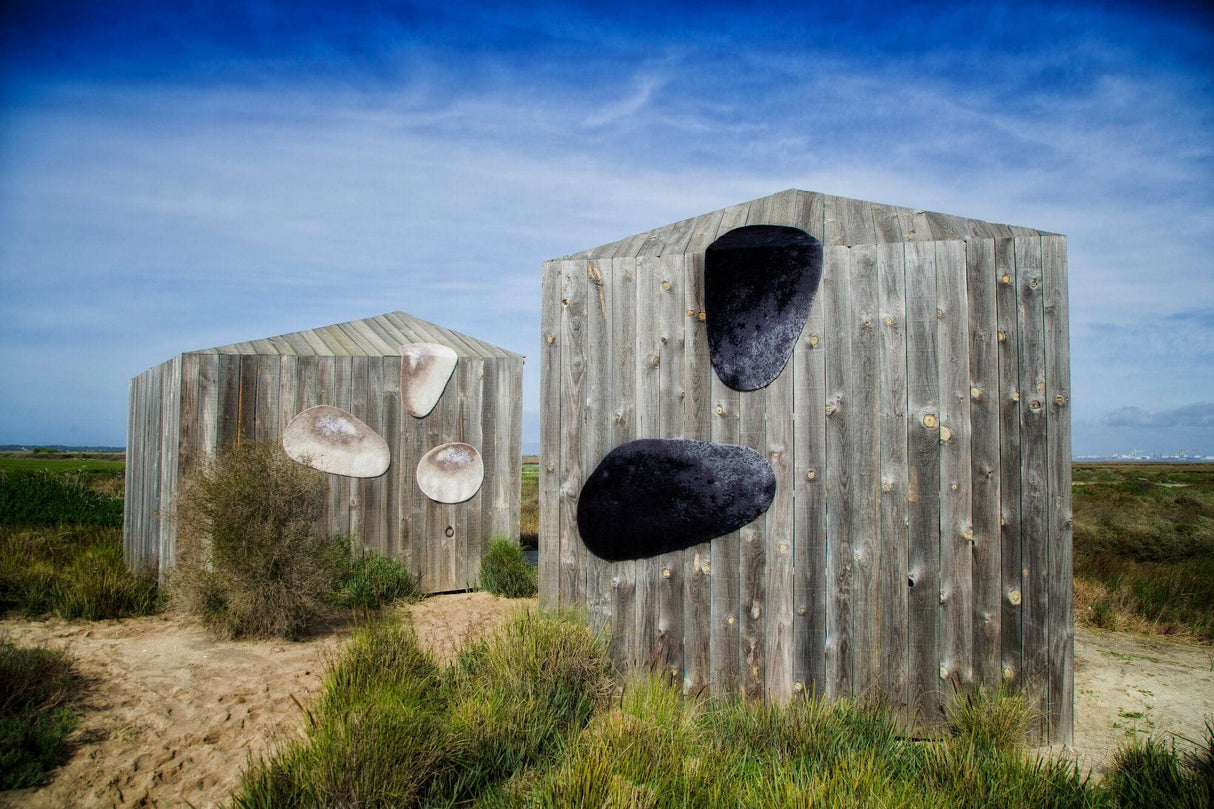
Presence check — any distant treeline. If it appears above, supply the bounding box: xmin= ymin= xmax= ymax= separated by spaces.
xmin=0 ymin=446 xmax=124 ymax=453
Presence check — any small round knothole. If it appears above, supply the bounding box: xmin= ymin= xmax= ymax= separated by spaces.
xmin=445 ymin=525 xmax=455 ymax=538
xmin=907 ymin=577 xmax=915 ymax=588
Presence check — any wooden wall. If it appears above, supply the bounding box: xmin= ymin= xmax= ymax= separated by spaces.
xmin=125 ymin=351 xmax=523 ymax=594
xmin=539 ymin=189 xmax=1072 ymax=742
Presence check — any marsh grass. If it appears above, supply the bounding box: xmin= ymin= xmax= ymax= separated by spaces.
xmin=0 ymin=472 xmax=123 ymax=528
xmin=230 ymin=610 xmax=610 ymax=809
xmin=0 ymin=640 xmax=82 ymax=789
xmin=1073 ymin=463 xmax=1214 ymax=643
xmin=0 ymin=525 xmax=159 ymax=619
xmin=478 ymin=538 xmax=537 ymax=598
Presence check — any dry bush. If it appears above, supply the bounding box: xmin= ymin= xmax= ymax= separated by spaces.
xmin=173 ymin=441 xmax=334 ymax=640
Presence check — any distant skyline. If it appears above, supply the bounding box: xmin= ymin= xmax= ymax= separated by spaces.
xmin=2 ymin=0 xmax=1212 ymax=457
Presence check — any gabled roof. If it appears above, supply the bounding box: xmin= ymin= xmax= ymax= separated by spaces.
xmin=187 ymin=311 xmax=520 ymax=359
xmin=554 ymin=188 xmax=1059 ymax=261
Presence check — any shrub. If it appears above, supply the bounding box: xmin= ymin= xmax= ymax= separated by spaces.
xmin=478 ymin=538 xmax=537 ymax=598
xmin=174 ymin=441 xmax=333 ymax=640
xmin=0 ymin=640 xmax=81 ymax=789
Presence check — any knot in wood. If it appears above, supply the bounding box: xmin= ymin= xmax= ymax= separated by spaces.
xmin=884 ymin=316 xmax=894 ymax=326
xmin=997 ymin=331 xmax=1007 ymax=342
xmin=806 ymin=470 xmax=816 ymax=480
xmin=545 ymin=334 xmax=554 ymax=345
xmin=661 ymin=281 xmax=671 ymax=291
xmin=1008 ymin=588 xmax=1022 ymax=606
xmin=1001 ymin=274 xmax=1012 ymax=285
xmin=715 ymin=404 xmax=725 ymax=415
xmin=662 ymin=568 xmax=671 ymax=579
xmin=808 ymin=334 xmax=819 ymax=347
xmin=1055 ymin=395 xmax=1067 ymax=405
xmin=970 ymin=386 xmax=981 ymax=399
xmin=922 ymin=413 xmax=938 ymax=429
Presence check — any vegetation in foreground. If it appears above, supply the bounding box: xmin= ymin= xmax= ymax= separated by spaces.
xmin=0 ymin=639 xmax=82 ymax=790
xmin=230 ymin=610 xmax=609 ymax=808
xmin=1073 ymin=463 xmax=1214 ymax=643
xmin=175 ymin=441 xmax=420 ymax=639
xmin=479 ymin=538 xmax=538 ymax=598
xmin=230 ymin=610 xmax=1214 ymax=809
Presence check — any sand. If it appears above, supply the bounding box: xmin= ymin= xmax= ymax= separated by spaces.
xmin=2 ymin=602 xmax=1211 ymax=808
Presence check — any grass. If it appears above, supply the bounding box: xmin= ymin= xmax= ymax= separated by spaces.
xmin=0 ymin=473 xmax=123 ymax=528
xmin=1073 ymin=463 xmax=1214 ymax=642
xmin=229 ymin=610 xmax=610 ymax=808
xmin=231 ymin=610 xmax=1214 ymax=808
xmin=0 ymin=639 xmax=82 ymax=789
xmin=478 ymin=538 xmax=537 ymax=598
xmin=0 ymin=451 xmax=125 ymax=500
xmin=0 ymin=525 xmax=160 ymax=620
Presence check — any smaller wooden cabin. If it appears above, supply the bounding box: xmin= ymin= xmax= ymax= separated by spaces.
xmin=125 ymin=311 xmax=523 ymax=593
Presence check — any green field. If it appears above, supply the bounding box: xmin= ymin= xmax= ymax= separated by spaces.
xmin=1072 ymin=462 xmax=1214 ymax=642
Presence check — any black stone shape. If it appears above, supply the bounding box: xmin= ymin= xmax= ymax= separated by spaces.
xmin=705 ymin=224 xmax=823 ymax=391
xmin=577 ymin=438 xmax=777 ymax=562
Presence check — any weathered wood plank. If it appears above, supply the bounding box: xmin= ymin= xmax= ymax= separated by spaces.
xmin=196 ymin=354 xmax=219 ymax=466
xmin=1016 ymin=235 xmax=1049 ymax=740
xmin=656 ymin=253 xmax=686 ymax=677
xmin=460 ymin=358 xmax=485 ymax=588
xmin=682 ymin=247 xmax=712 ymax=695
xmin=905 ymin=238 xmax=942 ymax=734
xmin=995 ymin=237 xmax=1023 ymax=693
xmin=539 ymin=261 xmax=564 ymax=606
xmin=609 ymin=256 xmax=638 ymax=670
xmin=381 ymin=358 xmax=402 ymax=561
xmin=331 ymin=356 xmax=354 ymax=540
xmin=583 ymin=259 xmax=613 ymax=636
xmin=178 ymin=354 xmax=201 ymax=495
xmin=348 ymin=356 xmax=369 ymax=547
xmin=238 ymin=355 xmax=258 ymax=444
xmin=158 ymin=356 xmax=181 ymax=571
xmin=792 ymin=191 xmax=827 ymax=696
xmin=559 ymin=259 xmax=588 ymax=608
xmin=848 ymin=243 xmax=882 ymax=701
xmin=937 ymin=239 xmax=973 ymax=692
xmin=877 ymin=238 xmax=909 ymax=726
xmin=255 ymin=354 xmax=281 ymax=443
xmin=504 ymin=357 xmax=523 ymax=542
xmin=217 ymin=354 xmax=241 ymax=449
xmin=823 ymin=244 xmax=853 ymax=700
xmin=277 ymin=356 xmax=298 ymax=439
xmin=1043 ymin=234 xmax=1073 ymax=744
xmin=365 ymin=356 xmax=388 ymax=555
xmin=967 ymin=239 xmax=1002 ymax=689
xmin=479 ymin=357 xmax=501 ymax=543
xmin=634 ymin=253 xmax=662 ymax=668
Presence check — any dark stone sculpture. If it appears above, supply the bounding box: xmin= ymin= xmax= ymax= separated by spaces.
xmin=705 ymin=224 xmax=823 ymax=391
xmin=577 ymin=438 xmax=776 ymax=562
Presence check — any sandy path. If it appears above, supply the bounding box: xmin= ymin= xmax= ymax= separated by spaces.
xmin=1 ymin=601 xmax=1210 ymax=807
xmin=0 ymin=593 xmax=531 ymax=809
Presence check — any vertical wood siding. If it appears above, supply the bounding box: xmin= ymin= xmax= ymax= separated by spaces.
xmin=540 ymin=191 xmax=1072 ymax=742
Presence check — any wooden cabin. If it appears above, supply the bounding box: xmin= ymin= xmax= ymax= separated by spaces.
xmin=539 ymin=189 xmax=1072 ymax=742
xmin=125 ymin=311 xmax=523 ymax=594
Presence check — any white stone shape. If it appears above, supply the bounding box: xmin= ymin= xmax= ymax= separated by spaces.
xmin=400 ymin=342 xmax=458 ymax=417
xmin=281 ymin=405 xmax=390 ymax=478
xmin=416 ymin=442 xmax=484 ymax=503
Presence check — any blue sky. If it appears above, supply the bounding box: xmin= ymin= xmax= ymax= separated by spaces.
xmin=2 ymin=0 xmax=1212 ymax=456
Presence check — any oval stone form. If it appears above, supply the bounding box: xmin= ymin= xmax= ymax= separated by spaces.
xmin=705 ymin=224 xmax=823 ymax=391
xmin=577 ymin=439 xmax=776 ymax=562
xmin=281 ymin=405 xmax=390 ymax=478
xmin=416 ymin=442 xmax=484 ymax=503
xmin=400 ymin=342 xmax=458 ymax=418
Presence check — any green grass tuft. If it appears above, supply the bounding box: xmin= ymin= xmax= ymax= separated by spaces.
xmin=0 ymin=640 xmax=82 ymax=789
xmin=478 ymin=538 xmax=537 ymax=599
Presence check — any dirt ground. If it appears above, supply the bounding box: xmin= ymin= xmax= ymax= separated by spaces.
xmin=2 ymin=601 xmax=1212 ymax=808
